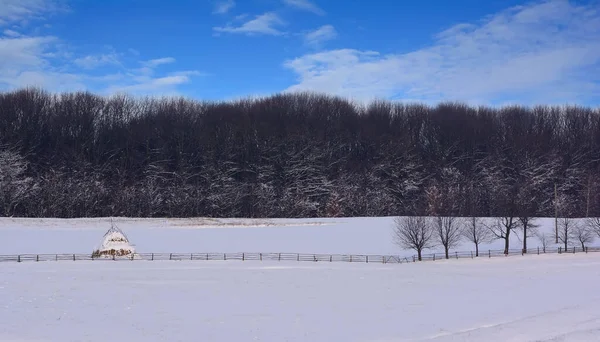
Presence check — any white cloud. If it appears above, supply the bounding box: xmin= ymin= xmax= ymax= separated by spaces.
xmin=0 ymin=0 xmax=65 ymax=26
xmin=214 ymin=12 xmax=285 ymax=36
xmin=284 ymin=0 xmax=600 ymax=105
xmin=282 ymin=0 xmax=325 ymax=16
xmin=107 ymin=75 xmax=192 ymax=94
xmin=142 ymin=57 xmax=176 ymax=68
xmin=0 ymin=2 xmax=201 ymax=96
xmin=304 ymin=25 xmax=336 ymax=46
xmin=73 ymin=53 xmax=120 ymax=69
xmin=3 ymin=29 xmax=21 ymax=37
xmin=213 ymin=0 xmax=235 ymax=15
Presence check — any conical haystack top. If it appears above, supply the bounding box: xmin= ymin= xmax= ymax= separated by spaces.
xmin=92 ymin=220 xmax=136 ymax=258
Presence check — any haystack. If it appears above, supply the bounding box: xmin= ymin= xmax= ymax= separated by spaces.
xmin=92 ymin=221 xmax=137 ymax=259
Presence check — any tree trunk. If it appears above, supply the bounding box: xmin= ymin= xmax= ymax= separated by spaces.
xmin=475 ymin=243 xmax=479 ymax=257
xmin=444 ymin=246 xmax=449 ymax=259
xmin=417 ymin=249 xmax=422 ymax=261
xmin=564 ymin=239 xmax=567 ymax=250
xmin=581 ymin=241 xmax=585 ymax=250
xmin=504 ymin=228 xmax=511 ymax=255
xmin=522 ymin=221 xmax=528 ymax=254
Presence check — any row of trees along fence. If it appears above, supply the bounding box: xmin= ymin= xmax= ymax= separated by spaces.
xmin=1 ymin=88 xmax=600 ymax=219
xmin=393 ymin=216 xmax=600 ymax=260
xmin=2 ymin=246 xmax=599 ymax=264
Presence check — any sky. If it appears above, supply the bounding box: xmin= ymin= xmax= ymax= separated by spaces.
xmin=0 ymin=0 xmax=599 ymax=106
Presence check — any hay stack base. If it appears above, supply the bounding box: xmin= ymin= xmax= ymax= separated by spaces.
xmin=92 ymin=222 xmax=139 ymax=259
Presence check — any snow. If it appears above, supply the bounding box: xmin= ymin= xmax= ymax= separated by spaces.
xmin=2 ymin=255 xmax=600 ymax=341
xmin=1 ymin=216 xmax=600 ymax=341
xmin=0 ymin=216 xmax=574 ymax=257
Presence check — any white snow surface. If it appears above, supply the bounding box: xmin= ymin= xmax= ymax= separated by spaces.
xmin=0 ymin=216 xmax=577 ymax=256
xmin=2 ymin=216 xmax=600 ymax=341
xmin=2 ymin=255 xmax=600 ymax=341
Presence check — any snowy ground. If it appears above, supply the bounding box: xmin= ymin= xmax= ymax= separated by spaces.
xmin=2 ymin=216 xmax=600 ymax=341
xmin=0 ymin=216 xmax=578 ymax=257
xmin=2 ymin=255 xmax=600 ymax=341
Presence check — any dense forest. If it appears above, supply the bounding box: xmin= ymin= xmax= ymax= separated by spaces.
xmin=0 ymin=87 xmax=599 ymax=219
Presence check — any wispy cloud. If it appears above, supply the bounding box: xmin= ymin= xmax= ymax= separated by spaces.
xmin=213 ymin=0 xmax=235 ymax=15
xmin=0 ymin=0 xmax=65 ymax=26
xmin=214 ymin=12 xmax=285 ymax=36
xmin=142 ymin=57 xmax=176 ymax=68
xmin=284 ymin=0 xmax=600 ymax=105
xmin=304 ymin=25 xmax=336 ymax=46
xmin=74 ymin=53 xmax=120 ymax=69
xmin=3 ymin=29 xmax=22 ymax=37
xmin=0 ymin=23 xmax=200 ymax=95
xmin=282 ymin=0 xmax=325 ymax=16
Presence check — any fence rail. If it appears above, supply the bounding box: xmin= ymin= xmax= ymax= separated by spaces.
xmin=1 ymin=246 xmax=598 ymax=265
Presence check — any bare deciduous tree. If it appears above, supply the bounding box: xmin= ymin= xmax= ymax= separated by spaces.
xmin=486 ymin=217 xmax=521 ymax=255
xmin=518 ymin=217 xmax=539 ymax=254
xmin=535 ymin=230 xmax=552 ymax=253
xmin=393 ymin=216 xmax=434 ymax=261
xmin=573 ymin=220 xmax=594 ymax=250
xmin=555 ymin=217 xmax=576 ymax=250
xmin=434 ymin=216 xmax=461 ymax=259
xmin=585 ymin=217 xmax=600 ymax=238
xmin=461 ymin=216 xmax=492 ymax=257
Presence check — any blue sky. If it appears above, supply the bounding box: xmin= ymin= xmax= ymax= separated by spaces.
xmin=0 ymin=0 xmax=599 ymax=106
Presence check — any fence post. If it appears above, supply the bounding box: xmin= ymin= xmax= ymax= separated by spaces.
xmin=206 ymin=253 xmax=209 ymax=260
xmin=224 ymin=253 xmax=227 ymax=261
xmin=313 ymin=254 xmax=317 ymax=262
xmin=471 ymin=251 xmax=473 ymax=259
xmin=558 ymin=247 xmax=561 ymax=254
xmin=74 ymin=254 xmax=77 ymax=261
xmin=260 ymin=253 xmax=262 ymax=261
xmin=170 ymin=253 xmax=173 ymax=260
xmin=488 ymin=250 xmax=491 ymax=258
xmin=242 ymin=253 xmax=245 ymax=261
xmin=537 ymin=247 xmax=539 ymax=255
xmin=366 ymin=255 xmax=369 ymax=263
xmin=330 ymin=255 xmax=332 ymax=262
xmin=151 ymin=253 xmax=154 ymax=261
xmin=36 ymin=255 xmax=39 ymax=262
xmin=455 ymin=251 xmax=458 ymax=259
xmin=55 ymin=254 xmax=58 ymax=261
xmin=297 ymin=254 xmax=299 ymax=261
xmin=17 ymin=255 xmax=20 ymax=262
xmin=573 ymin=247 xmax=576 ymax=254
xmin=112 ymin=254 xmax=115 ymax=261
xmin=278 ymin=253 xmax=281 ymax=261
xmin=586 ymin=247 xmax=588 ymax=253
xmin=191 ymin=253 xmax=193 ymax=260
xmin=412 ymin=255 xmax=416 ymax=262
xmin=350 ymin=255 xmax=353 ymax=262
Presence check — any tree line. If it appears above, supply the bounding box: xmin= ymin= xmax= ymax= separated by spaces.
xmin=393 ymin=215 xmax=600 ymax=260
xmin=1 ymin=87 xmax=600 ymax=219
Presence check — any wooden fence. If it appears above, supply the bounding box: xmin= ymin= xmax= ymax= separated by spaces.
xmin=1 ymin=246 xmax=598 ymax=264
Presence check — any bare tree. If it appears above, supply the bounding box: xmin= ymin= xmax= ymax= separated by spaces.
xmin=535 ymin=230 xmax=552 ymax=253
xmin=573 ymin=220 xmax=594 ymax=250
xmin=585 ymin=217 xmax=600 ymax=238
xmin=555 ymin=217 xmax=576 ymax=251
xmin=434 ymin=216 xmax=461 ymax=259
xmin=518 ymin=217 xmax=539 ymax=253
xmin=486 ymin=217 xmax=521 ymax=255
xmin=393 ymin=216 xmax=434 ymax=261
xmin=461 ymin=216 xmax=492 ymax=257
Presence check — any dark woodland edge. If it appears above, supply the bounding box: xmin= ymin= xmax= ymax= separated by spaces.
xmin=1 ymin=87 xmax=600 ymax=219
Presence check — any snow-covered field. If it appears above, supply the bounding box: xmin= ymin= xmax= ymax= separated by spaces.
xmin=2 ymin=216 xmax=600 ymax=341
xmin=3 ymin=255 xmax=600 ymax=341
xmin=0 ymin=216 xmax=575 ymax=257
